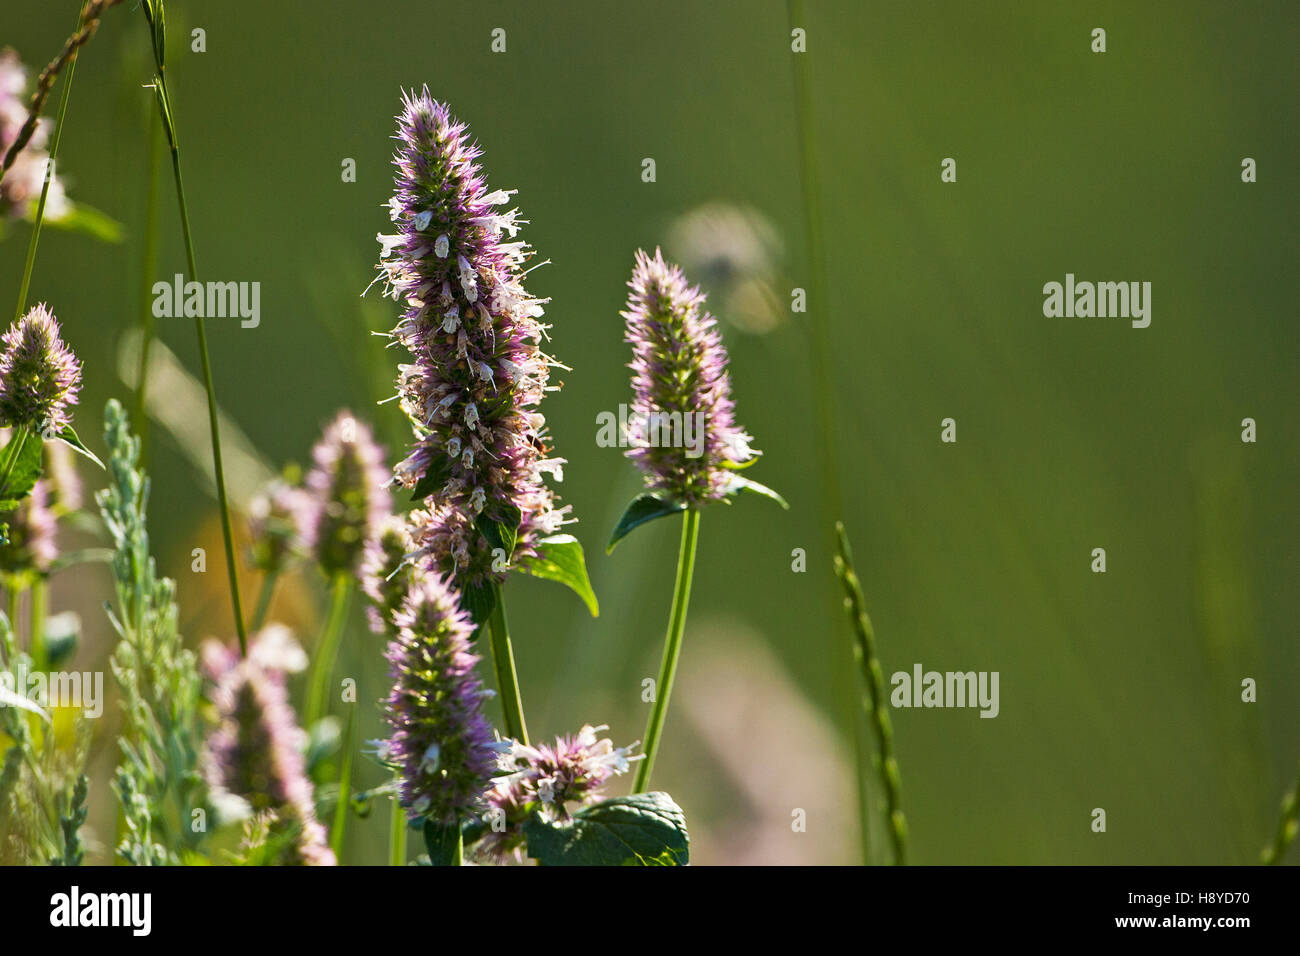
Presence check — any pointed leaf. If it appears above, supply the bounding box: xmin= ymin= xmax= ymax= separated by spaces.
xmin=518 ymin=534 xmax=599 ymax=617
xmin=524 ymin=792 xmax=690 ymax=866
xmin=460 ymin=578 xmax=496 ymax=630
xmin=725 ymin=475 xmax=789 ymax=509
xmin=408 ymin=456 xmax=452 ymax=501
xmin=0 ymin=431 xmax=42 ymax=502
xmin=53 ymin=424 xmax=105 ymax=469
xmin=476 ymin=503 xmax=522 ymax=560
xmin=607 ymin=493 xmax=686 ymax=553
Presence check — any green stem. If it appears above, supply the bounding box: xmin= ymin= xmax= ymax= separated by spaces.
xmin=834 ymin=522 xmax=908 ymax=865
xmin=145 ymin=15 xmax=247 ymax=657
xmin=13 ymin=2 xmax=83 ymax=322
xmin=306 ymin=574 xmax=350 ymax=728
xmin=388 ymin=793 xmax=407 ymax=866
xmin=787 ymin=0 xmax=870 ymax=864
xmin=134 ymin=110 xmax=161 ymax=462
xmin=1262 ymin=758 xmax=1300 ymax=865
xmin=329 ymin=703 xmax=356 ymax=862
xmin=487 ymin=583 xmax=529 ymax=745
xmin=29 ymin=577 xmax=47 ymax=672
xmin=451 ymin=822 xmax=464 ymax=866
xmin=632 ymin=508 xmax=700 ymax=794
xmin=249 ymin=569 xmax=278 ymax=633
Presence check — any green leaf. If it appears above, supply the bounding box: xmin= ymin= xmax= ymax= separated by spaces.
xmin=724 ymin=475 xmax=789 ymax=509
xmin=523 ymin=792 xmax=690 ymax=866
xmin=476 ymin=502 xmax=522 ymax=560
xmin=423 ymin=819 xmax=462 ymax=866
xmin=518 ymin=534 xmax=599 ymax=617
xmin=607 ymin=493 xmax=686 ymax=553
xmin=52 ymin=424 xmax=105 ymax=469
xmin=408 ymin=456 xmax=451 ymax=501
xmin=0 ymin=431 xmax=43 ymax=502
xmin=460 ymin=578 xmax=496 ymax=630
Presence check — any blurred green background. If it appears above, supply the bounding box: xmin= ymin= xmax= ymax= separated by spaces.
xmin=3 ymin=0 xmax=1296 ymax=864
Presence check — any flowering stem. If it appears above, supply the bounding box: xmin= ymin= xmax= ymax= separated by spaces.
xmin=330 ymin=703 xmax=356 ymax=862
xmin=1262 ymin=758 xmax=1300 ymax=864
xmin=144 ymin=10 xmax=247 ymax=657
xmin=13 ymin=2 xmax=82 ymax=324
xmin=451 ymin=820 xmax=464 ymax=866
xmin=249 ymin=569 xmax=277 ymax=633
xmin=487 ymin=582 xmax=529 ymax=745
xmin=306 ymin=573 xmax=350 ymax=728
xmin=632 ymin=507 xmax=700 ymax=794
xmin=388 ymin=794 xmax=406 ymax=866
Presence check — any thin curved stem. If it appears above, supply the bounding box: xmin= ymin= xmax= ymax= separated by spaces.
xmin=249 ymin=569 xmax=278 ymax=633
xmin=306 ymin=574 xmax=350 ymax=728
xmin=632 ymin=508 xmax=700 ymax=794
xmin=143 ymin=7 xmax=247 ymax=655
xmin=487 ymin=583 xmax=528 ymax=745
xmin=329 ymin=703 xmax=356 ymax=862
xmin=388 ymin=793 xmax=407 ymax=867
xmin=834 ymin=522 xmax=908 ymax=865
xmin=28 ymin=577 xmax=47 ymax=672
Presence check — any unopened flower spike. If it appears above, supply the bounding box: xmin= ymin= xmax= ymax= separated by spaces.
xmin=302 ymin=410 xmax=392 ymax=576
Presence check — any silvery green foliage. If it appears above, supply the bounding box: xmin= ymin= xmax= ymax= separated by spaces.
xmin=98 ymin=399 xmax=206 ymax=864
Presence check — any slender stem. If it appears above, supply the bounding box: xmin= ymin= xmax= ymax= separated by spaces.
xmin=834 ymin=522 xmax=908 ymax=865
xmin=28 ymin=577 xmax=47 ymax=672
xmin=134 ymin=110 xmax=161 ymax=461
xmin=0 ymin=426 xmax=30 ymax=498
xmin=145 ymin=12 xmax=247 ymax=656
xmin=13 ymin=3 xmax=83 ymax=323
xmin=788 ymin=0 xmax=870 ymax=864
xmin=306 ymin=574 xmax=350 ymax=728
xmin=451 ymin=822 xmax=464 ymax=866
xmin=329 ymin=703 xmax=356 ymax=862
xmin=249 ymin=570 xmax=278 ymax=633
xmin=487 ymin=582 xmax=528 ymax=745
xmin=1262 ymin=758 xmax=1300 ymax=865
xmin=632 ymin=508 xmax=700 ymax=794
xmin=388 ymin=793 xmax=407 ymax=867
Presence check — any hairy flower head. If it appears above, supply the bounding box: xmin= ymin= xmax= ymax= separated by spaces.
xmin=302 ymin=411 xmax=391 ymax=576
xmin=621 ymin=249 xmax=755 ymax=506
xmin=247 ymin=475 xmax=308 ymax=574
xmin=360 ymin=513 xmax=416 ymax=636
xmin=382 ymin=574 xmax=500 ymax=825
xmin=0 ymin=303 xmax=81 ymax=433
xmin=474 ymin=724 xmax=639 ymax=862
xmin=373 ymin=89 xmax=570 ymax=598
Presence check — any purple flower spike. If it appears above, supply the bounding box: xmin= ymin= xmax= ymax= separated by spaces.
xmin=383 ymin=574 xmax=500 ymax=825
xmin=202 ymin=626 xmax=335 ymax=866
xmin=621 ymin=249 xmax=756 ymax=507
xmin=302 ymin=410 xmax=391 ymax=576
xmin=0 ymin=303 xmax=81 ymax=434
xmin=374 ymin=89 xmax=570 ymax=594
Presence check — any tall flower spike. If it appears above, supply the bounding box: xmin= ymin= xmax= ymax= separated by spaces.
xmin=374 ymin=89 xmax=570 ymax=595
xmin=383 ymin=574 xmax=500 ymax=825
xmin=0 ymin=303 xmax=81 ymax=433
xmin=0 ymin=49 xmax=69 ymax=222
xmin=247 ymin=475 xmax=308 ymax=574
xmin=475 ymin=724 xmax=639 ymax=862
xmin=622 ymin=249 xmax=756 ymax=507
xmin=302 ymin=411 xmax=391 ymax=576
xmin=201 ymin=626 xmax=335 ymax=866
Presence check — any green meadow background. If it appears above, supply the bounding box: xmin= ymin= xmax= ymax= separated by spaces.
xmin=3 ymin=0 xmax=1296 ymax=864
